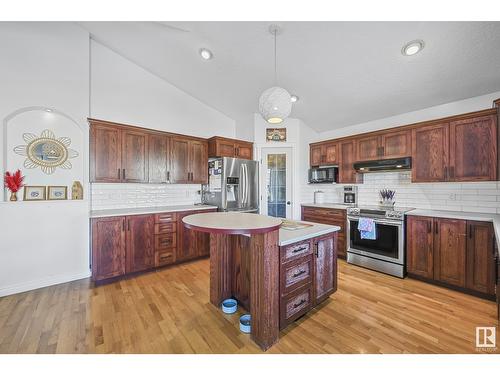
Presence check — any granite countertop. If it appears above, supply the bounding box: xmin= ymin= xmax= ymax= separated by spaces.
xmin=407 ymin=209 xmax=500 ymax=257
xmin=90 ymin=204 xmax=218 ymax=218
xmin=301 ymin=203 xmax=350 ymax=210
xmin=279 ymin=220 xmax=340 ymax=246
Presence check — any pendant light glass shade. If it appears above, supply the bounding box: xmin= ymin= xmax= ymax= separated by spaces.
xmin=259 ymin=86 xmax=292 ymax=124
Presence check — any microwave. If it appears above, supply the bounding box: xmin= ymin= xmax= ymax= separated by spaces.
xmin=308 ymin=166 xmax=338 ymax=184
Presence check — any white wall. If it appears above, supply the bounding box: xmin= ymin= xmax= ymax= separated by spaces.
xmin=0 ymin=22 xmax=91 ymax=296
xmin=300 ymin=91 xmax=500 ymax=214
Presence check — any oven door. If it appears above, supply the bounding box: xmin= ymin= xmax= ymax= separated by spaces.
xmin=347 ymin=217 xmax=404 ymax=265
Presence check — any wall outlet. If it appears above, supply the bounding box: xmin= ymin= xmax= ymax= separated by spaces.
xmin=448 ymin=193 xmax=457 ymax=201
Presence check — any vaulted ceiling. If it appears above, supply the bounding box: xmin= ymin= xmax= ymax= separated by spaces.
xmin=80 ymin=21 xmax=500 ymax=132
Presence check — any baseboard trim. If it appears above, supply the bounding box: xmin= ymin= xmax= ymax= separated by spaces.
xmin=0 ymin=270 xmax=91 ymax=297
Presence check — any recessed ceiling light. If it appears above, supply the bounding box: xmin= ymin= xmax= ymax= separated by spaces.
xmin=45 ymin=108 xmax=53 ymax=112
xmin=199 ymin=48 xmax=213 ymax=60
xmin=401 ymin=40 xmax=425 ymax=56
xmin=290 ymin=95 xmax=299 ymax=103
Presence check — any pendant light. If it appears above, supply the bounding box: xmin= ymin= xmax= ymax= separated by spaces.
xmin=259 ymin=25 xmax=292 ymax=124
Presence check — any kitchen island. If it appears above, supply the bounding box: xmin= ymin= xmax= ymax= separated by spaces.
xmin=183 ymin=212 xmax=340 ymax=350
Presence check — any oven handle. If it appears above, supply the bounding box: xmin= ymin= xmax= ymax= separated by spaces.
xmin=347 ymin=216 xmax=403 ymax=227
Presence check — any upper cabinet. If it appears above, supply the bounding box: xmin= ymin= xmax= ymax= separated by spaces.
xmin=356 ymin=130 xmax=411 ymax=161
xmin=411 ymin=122 xmax=449 ymax=182
xmin=208 ymin=136 xmax=254 ymax=160
xmin=310 ymin=142 xmax=338 ymax=166
xmin=339 ymin=140 xmax=360 ymax=184
xmin=90 ymin=119 xmax=208 ymax=185
xmin=449 ymin=115 xmax=497 ymax=181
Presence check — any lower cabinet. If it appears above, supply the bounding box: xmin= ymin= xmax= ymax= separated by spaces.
xmin=279 ymin=233 xmax=337 ymax=329
xmin=91 ymin=208 xmax=216 ymax=282
xmin=407 ymin=216 xmax=496 ymax=298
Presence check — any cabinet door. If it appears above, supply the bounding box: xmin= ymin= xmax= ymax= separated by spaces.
xmin=323 ymin=142 xmax=338 ymax=164
xmin=90 ymin=123 xmax=122 ymax=182
xmin=122 ymin=130 xmax=148 ymax=183
xmin=313 ymin=235 xmax=336 ymax=304
xmin=466 ymin=221 xmax=496 ymax=295
xmin=177 ymin=212 xmax=199 ymax=261
xmin=126 ymin=214 xmax=155 ymax=273
xmin=356 ymin=135 xmax=380 ymax=161
xmin=236 ymin=142 xmax=253 ymax=160
xmin=216 ymin=139 xmax=236 ymax=158
xmin=148 ymin=134 xmax=170 ymax=183
xmin=310 ymin=145 xmax=322 ymax=166
xmin=189 ymin=140 xmax=208 ymax=183
xmin=339 ymin=140 xmax=359 ymax=183
xmin=407 ymin=216 xmax=434 ymax=279
xmin=449 ymin=115 xmax=497 ymax=181
xmin=91 ymin=217 xmax=125 ymax=281
xmin=411 ymin=123 xmax=449 ymax=182
xmin=380 ymin=129 xmax=411 ymax=159
xmin=170 ymin=136 xmax=190 ymax=183
xmin=434 ymin=218 xmax=466 ymax=287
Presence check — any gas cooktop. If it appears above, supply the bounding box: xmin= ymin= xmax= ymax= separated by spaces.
xmin=347 ymin=205 xmax=415 ymax=220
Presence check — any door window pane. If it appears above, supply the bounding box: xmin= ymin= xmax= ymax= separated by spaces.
xmin=267 ymin=153 xmax=286 ymax=218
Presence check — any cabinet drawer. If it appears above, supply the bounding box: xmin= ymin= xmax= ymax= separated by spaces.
xmin=302 ymin=207 xmax=345 ymax=220
xmin=281 ymin=240 xmax=312 ymax=263
xmin=281 ymin=257 xmax=313 ymax=295
xmin=155 ymin=249 xmax=175 ymax=267
xmin=155 ymin=213 xmax=177 ymax=223
xmin=155 ymin=233 xmax=176 ymax=249
xmin=280 ymin=284 xmax=312 ymax=329
xmin=154 ymin=222 xmax=176 ymax=234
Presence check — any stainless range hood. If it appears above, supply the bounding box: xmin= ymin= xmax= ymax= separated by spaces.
xmin=353 ymin=157 xmax=411 ymax=173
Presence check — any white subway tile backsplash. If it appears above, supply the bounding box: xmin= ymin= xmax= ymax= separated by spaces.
xmin=300 ymin=171 xmax=499 ymax=214
xmin=91 ymin=183 xmax=202 ymax=210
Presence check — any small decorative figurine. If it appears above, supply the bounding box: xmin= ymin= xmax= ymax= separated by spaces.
xmin=72 ymin=181 xmax=83 ymax=200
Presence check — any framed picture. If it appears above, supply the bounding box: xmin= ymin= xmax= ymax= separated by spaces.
xmin=266 ymin=128 xmax=287 ymax=142
xmin=47 ymin=186 xmax=68 ymax=200
xmin=23 ymin=186 xmax=46 ymax=201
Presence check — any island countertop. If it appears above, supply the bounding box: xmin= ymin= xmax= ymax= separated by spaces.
xmin=279 ymin=220 xmax=340 ymax=246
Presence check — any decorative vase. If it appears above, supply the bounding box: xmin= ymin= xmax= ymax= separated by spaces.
xmin=9 ymin=191 xmax=18 ymax=201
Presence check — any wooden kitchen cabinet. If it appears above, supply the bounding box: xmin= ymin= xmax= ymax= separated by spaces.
xmin=90 ymin=122 xmax=122 ymax=183
xmin=466 ymin=221 xmax=496 ymax=295
xmin=356 ymin=135 xmax=380 ymax=161
xmin=171 ymin=136 xmax=208 ymax=184
xmin=313 ymin=234 xmax=337 ymax=304
xmin=177 ymin=209 xmax=215 ymax=261
xmin=91 ymin=216 xmax=126 ymax=281
xmin=125 ymin=214 xmax=155 ymax=273
xmin=339 ymin=140 xmax=360 ymax=183
xmin=449 ymin=115 xmax=497 ymax=181
xmin=433 ymin=218 xmax=466 ymax=288
xmin=208 ymin=136 xmax=254 ymax=160
xmin=148 ymin=133 xmax=171 ymax=184
xmin=407 ymin=216 xmax=434 ymax=279
xmin=309 ymin=142 xmax=338 ymax=166
xmin=411 ymin=122 xmax=449 ymax=182
xmin=121 ymin=129 xmax=149 ymax=183
xmin=407 ymin=215 xmax=496 ymax=299
xmin=380 ymin=129 xmax=412 ymax=159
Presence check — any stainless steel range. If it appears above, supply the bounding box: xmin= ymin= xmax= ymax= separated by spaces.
xmin=346 ymin=206 xmax=414 ymax=278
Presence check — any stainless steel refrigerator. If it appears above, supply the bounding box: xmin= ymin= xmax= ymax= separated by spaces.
xmin=202 ymin=157 xmax=259 ymax=213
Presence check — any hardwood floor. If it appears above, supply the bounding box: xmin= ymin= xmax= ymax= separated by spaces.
xmin=0 ymin=259 xmax=498 ymax=354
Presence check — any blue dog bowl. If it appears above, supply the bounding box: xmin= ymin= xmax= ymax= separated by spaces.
xmin=239 ymin=314 xmax=251 ymax=334
xmin=221 ymin=299 xmax=238 ymax=314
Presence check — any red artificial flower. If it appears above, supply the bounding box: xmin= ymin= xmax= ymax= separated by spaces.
xmin=4 ymin=170 xmax=25 ymax=193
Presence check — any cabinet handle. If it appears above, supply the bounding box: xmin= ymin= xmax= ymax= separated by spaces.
xmin=444 ymin=167 xmax=448 ymax=181
xmin=127 ymin=220 xmax=130 ymax=231
xmin=469 ymin=224 xmax=473 ymax=239
xmin=118 ymin=168 xmax=121 ymax=179
xmin=380 ymin=146 xmax=384 ymax=156
xmin=293 ymin=299 xmax=307 ymax=309
xmin=292 ymin=246 xmax=307 ymax=254
xmin=122 ymin=169 xmax=126 ymax=180
xmin=450 ymin=166 xmax=455 ymax=179
xmin=167 ymin=171 xmax=170 ymax=183
xmin=292 ymin=269 xmax=306 ymax=278
xmin=427 ymin=221 xmax=431 ymax=233
xmin=122 ymin=220 xmax=125 ymax=231
xmin=434 ymin=221 xmax=438 ymax=235
xmin=314 ymin=243 xmax=319 ymax=257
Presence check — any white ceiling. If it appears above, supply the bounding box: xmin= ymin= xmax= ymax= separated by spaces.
xmin=80 ymin=21 xmax=500 ymax=133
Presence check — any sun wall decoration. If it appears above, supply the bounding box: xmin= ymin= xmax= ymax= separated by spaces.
xmin=13 ymin=129 xmax=79 ymax=174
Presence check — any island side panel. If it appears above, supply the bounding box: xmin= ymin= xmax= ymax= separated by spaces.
xmin=231 ymin=235 xmax=251 ymax=311
xmin=249 ymin=229 xmax=280 ymax=351
xmin=209 ymin=233 xmax=232 ymax=306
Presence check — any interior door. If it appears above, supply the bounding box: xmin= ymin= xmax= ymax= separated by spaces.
xmin=434 ymin=218 xmax=466 ymax=287
xmin=126 ymin=215 xmax=155 ymax=273
xmin=189 ymin=140 xmax=208 ymax=183
xmin=411 ymin=123 xmax=449 ymax=182
xmin=313 ymin=235 xmax=336 ymax=304
xmin=90 ymin=123 xmax=122 ymax=182
xmin=449 ymin=115 xmax=497 ymax=181
xmin=261 ymin=147 xmax=293 ymax=218
xmin=170 ymin=136 xmax=190 ymax=183
xmin=122 ymin=129 xmax=148 ymax=183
